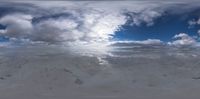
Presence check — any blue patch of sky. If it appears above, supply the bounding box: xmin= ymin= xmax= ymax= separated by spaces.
xmin=114 ymin=12 xmax=200 ymax=42
xmin=0 ymin=24 xmax=9 ymax=42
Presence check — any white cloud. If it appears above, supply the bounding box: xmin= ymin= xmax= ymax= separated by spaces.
xmin=32 ymin=18 xmax=81 ymax=42
xmin=0 ymin=14 xmax=33 ymax=38
xmin=0 ymin=1 xmax=165 ymax=44
xmin=132 ymin=39 xmax=163 ymax=45
xmin=0 ymin=11 xmax=126 ymax=43
xmin=188 ymin=18 xmax=200 ymax=36
xmin=0 ymin=1 xmax=199 ymax=44
xmin=128 ymin=10 xmax=162 ymax=26
xmin=112 ymin=39 xmax=163 ymax=45
xmin=188 ymin=19 xmax=197 ymax=26
xmin=168 ymin=33 xmax=196 ymax=46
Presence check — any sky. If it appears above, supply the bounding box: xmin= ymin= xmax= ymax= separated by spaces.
xmin=2 ymin=1 xmax=200 ymax=99
xmin=0 ymin=1 xmax=200 ymax=46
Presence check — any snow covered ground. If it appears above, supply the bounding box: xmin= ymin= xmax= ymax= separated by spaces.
xmin=0 ymin=43 xmax=200 ymax=99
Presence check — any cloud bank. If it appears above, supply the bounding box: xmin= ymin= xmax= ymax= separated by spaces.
xmin=168 ymin=33 xmax=197 ymax=46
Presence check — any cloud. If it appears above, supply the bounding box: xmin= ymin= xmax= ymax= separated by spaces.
xmin=134 ymin=39 xmax=163 ymax=45
xmin=126 ymin=9 xmax=162 ymax=26
xmin=188 ymin=19 xmax=197 ymax=27
xmin=0 ymin=10 xmax=126 ymax=43
xmin=112 ymin=39 xmax=163 ymax=45
xmin=0 ymin=14 xmax=33 ymax=38
xmin=198 ymin=30 xmax=200 ymax=36
xmin=188 ymin=18 xmax=200 ymax=26
xmin=0 ymin=1 xmax=199 ymax=44
xmin=188 ymin=18 xmax=200 ymax=37
xmin=168 ymin=33 xmax=197 ymax=46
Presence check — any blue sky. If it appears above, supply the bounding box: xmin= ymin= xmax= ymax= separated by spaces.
xmin=114 ymin=11 xmax=200 ymax=42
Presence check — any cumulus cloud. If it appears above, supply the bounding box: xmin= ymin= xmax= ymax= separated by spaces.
xmin=0 ymin=1 xmax=170 ymax=44
xmin=0 ymin=14 xmax=33 ymax=38
xmin=0 ymin=10 xmax=126 ymax=43
xmin=168 ymin=33 xmax=197 ymax=46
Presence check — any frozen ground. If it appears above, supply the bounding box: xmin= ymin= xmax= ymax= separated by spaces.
xmin=0 ymin=43 xmax=200 ymax=99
